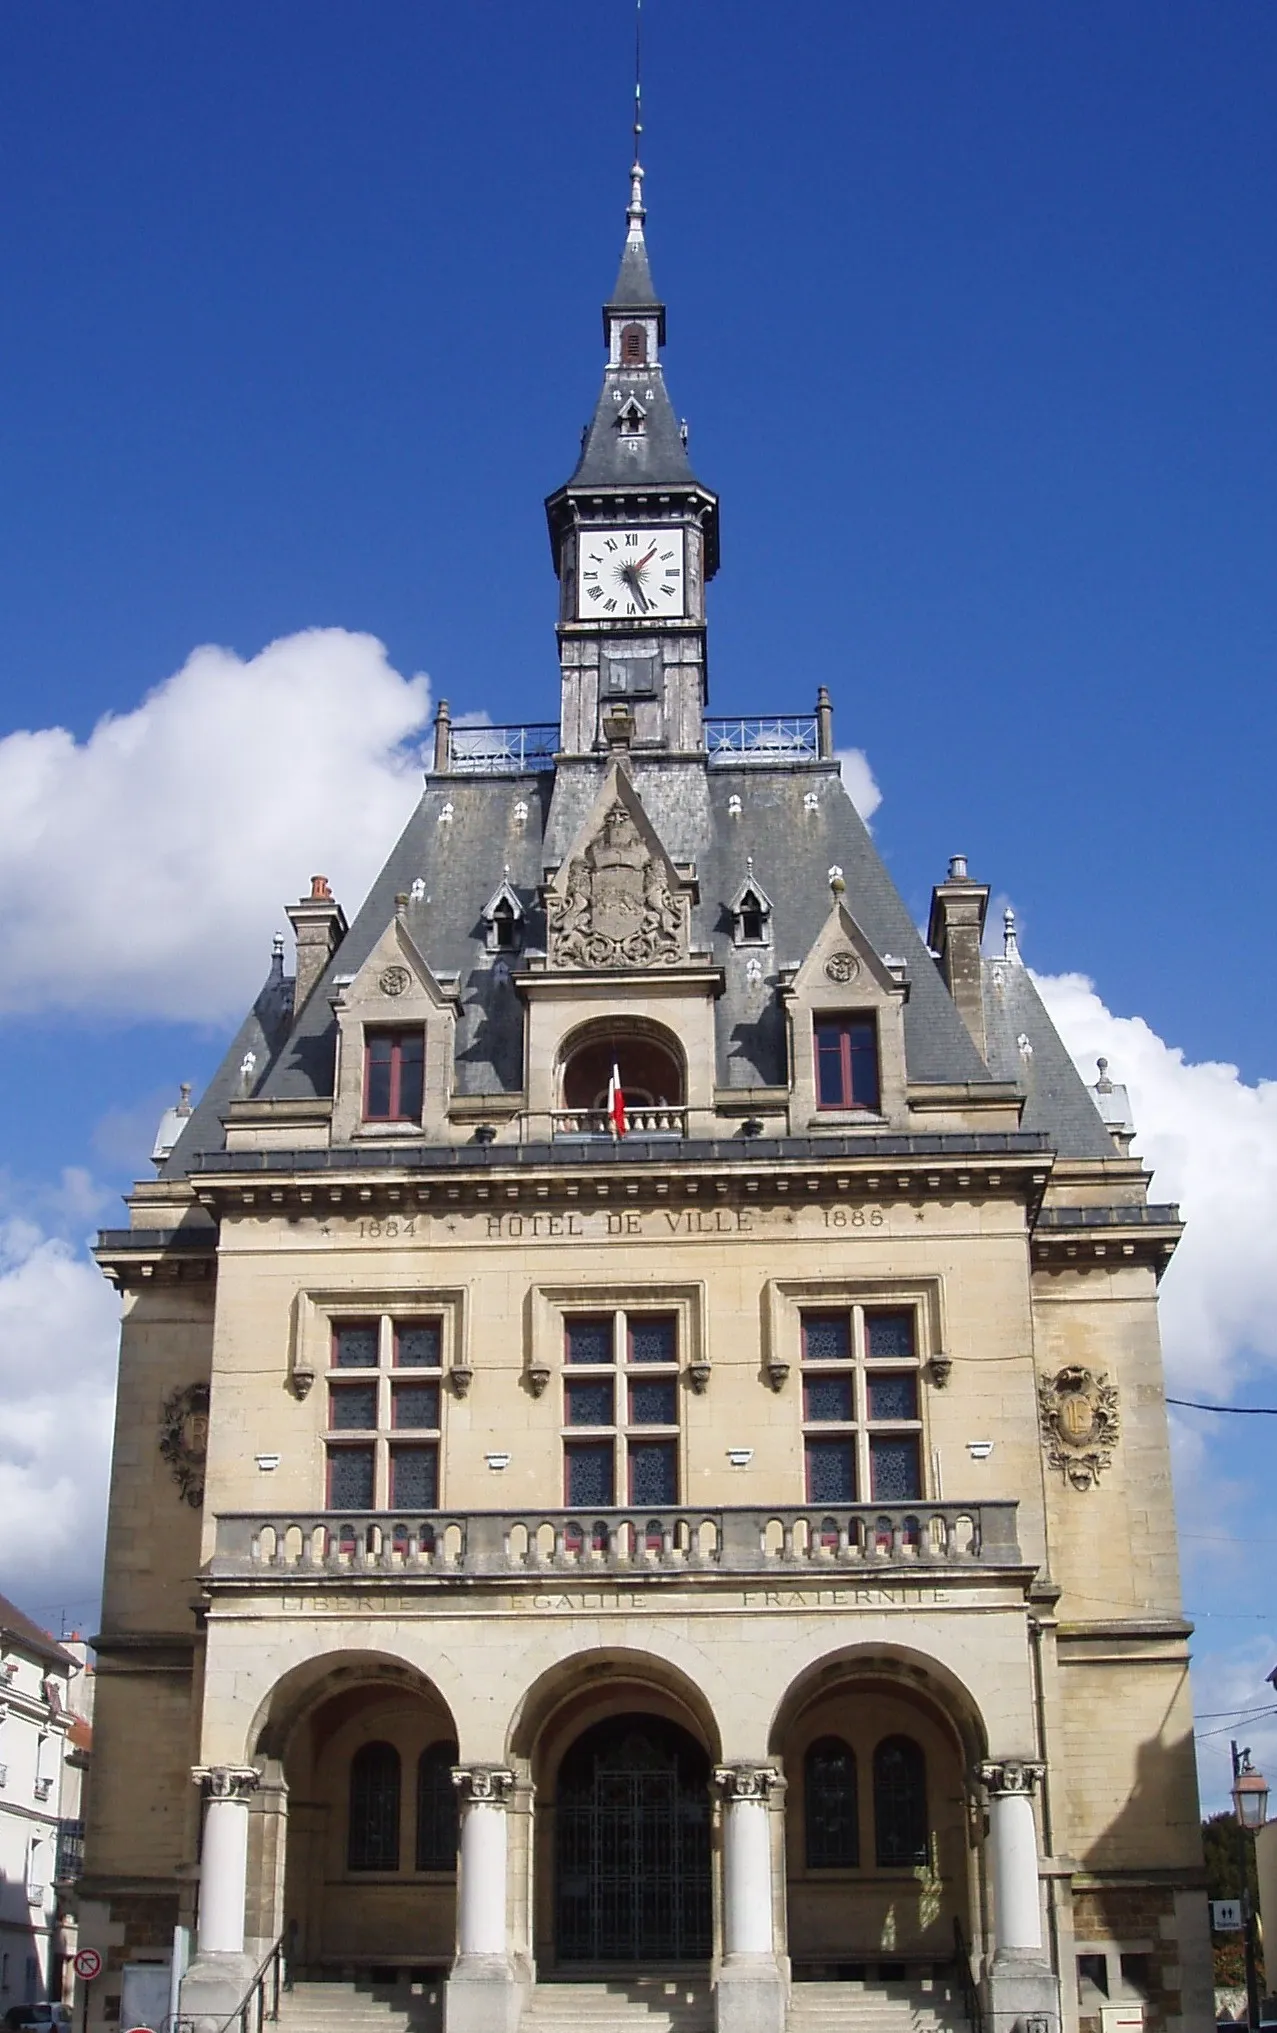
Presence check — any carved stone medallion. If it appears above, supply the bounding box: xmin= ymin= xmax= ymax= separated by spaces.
xmin=549 ymin=799 xmax=687 ymax=969
xmin=825 ymin=951 xmax=860 ymax=984
xmin=1038 ymin=1366 xmax=1120 ymax=1489
xmin=378 ymin=965 xmax=411 ymax=997
xmin=159 ymin=1382 xmax=210 ymax=1507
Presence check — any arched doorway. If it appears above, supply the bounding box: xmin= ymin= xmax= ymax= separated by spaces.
xmin=253 ymin=1655 xmax=459 ymax=1977
xmin=554 ymin=1714 xmax=711 ymax=1964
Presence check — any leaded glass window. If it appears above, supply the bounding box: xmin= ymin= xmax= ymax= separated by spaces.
xmin=800 ymin=1306 xmax=924 ymax=1506
xmin=873 ymin=1735 xmax=928 ymax=1868
xmin=416 ymin=1741 xmax=458 ymax=1872
xmin=325 ymin=1313 xmax=444 ymax=1508
xmin=561 ymin=1311 xmax=681 ymax=1506
xmin=348 ymin=1741 xmax=400 ymax=1871
xmin=805 ymin=1737 xmax=859 ymax=1868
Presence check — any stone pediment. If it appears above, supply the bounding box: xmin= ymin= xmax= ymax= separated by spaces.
xmin=786 ymin=895 xmax=908 ymax=1006
xmin=545 ymin=765 xmax=690 ymax=971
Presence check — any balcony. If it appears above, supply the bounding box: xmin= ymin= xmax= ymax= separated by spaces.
xmin=56 ymin=1819 xmax=85 ymax=1884
xmin=552 ymin=1105 xmax=687 ymax=1139
xmin=209 ymin=1502 xmax=1021 ymax=1584
xmin=33 ymin=1775 xmax=52 ymax=1802
xmin=704 ymin=715 xmax=820 ymax=764
xmin=447 ymin=723 xmax=559 ymax=774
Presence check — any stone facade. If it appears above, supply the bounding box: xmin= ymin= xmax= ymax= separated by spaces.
xmin=79 ymin=154 xmax=1211 ymax=2033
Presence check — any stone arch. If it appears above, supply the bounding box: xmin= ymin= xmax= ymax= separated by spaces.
xmin=556 ymin=1014 xmax=686 ymax=1112
xmin=769 ymin=1642 xmax=989 ymax=1977
xmin=507 ymin=1643 xmax=722 ymax=1773
xmin=249 ymin=1649 xmax=461 ymax=1977
xmin=508 ymin=1647 xmax=722 ymax=1971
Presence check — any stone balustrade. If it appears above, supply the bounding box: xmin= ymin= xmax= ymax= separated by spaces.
xmin=208 ymin=1501 xmax=1021 ymax=1581
xmin=551 ymin=1105 xmax=688 ymax=1138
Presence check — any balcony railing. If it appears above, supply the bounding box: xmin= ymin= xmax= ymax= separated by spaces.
xmin=56 ymin=1820 xmax=85 ymax=1883
xmin=33 ymin=1776 xmax=52 ymax=1802
xmin=209 ymin=1502 xmax=1021 ymax=1581
xmin=447 ymin=723 xmax=559 ymax=773
xmin=551 ymin=1105 xmax=687 ymax=1139
xmin=704 ymin=716 xmax=820 ymax=764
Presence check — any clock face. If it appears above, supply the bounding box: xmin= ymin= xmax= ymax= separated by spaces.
xmin=577 ymin=528 xmax=685 ymax=620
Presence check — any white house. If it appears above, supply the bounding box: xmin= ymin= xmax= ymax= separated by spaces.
xmin=0 ymin=1595 xmax=87 ymax=2011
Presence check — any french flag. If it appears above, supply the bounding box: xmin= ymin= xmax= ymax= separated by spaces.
xmin=607 ymin=1063 xmax=627 ymax=1138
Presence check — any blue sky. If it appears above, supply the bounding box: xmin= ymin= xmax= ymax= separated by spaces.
xmin=0 ymin=3 xmax=1274 ymax=1810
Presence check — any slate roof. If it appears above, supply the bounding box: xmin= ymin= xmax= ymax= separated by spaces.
xmin=982 ymin=951 xmax=1115 ymax=1160
xmin=158 ymin=752 xmax=1059 ymax=1179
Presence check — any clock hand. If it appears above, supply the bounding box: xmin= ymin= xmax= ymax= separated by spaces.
xmin=635 ymin=543 xmax=658 ymax=571
xmin=620 ymin=563 xmax=650 ymax=613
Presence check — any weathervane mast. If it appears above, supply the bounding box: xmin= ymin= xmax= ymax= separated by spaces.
xmin=627 ymin=0 xmax=645 ymax=238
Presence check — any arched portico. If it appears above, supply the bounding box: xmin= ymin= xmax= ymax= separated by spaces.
xmin=769 ymin=1646 xmax=986 ymax=1981
xmin=509 ymin=1648 xmax=723 ymax=1974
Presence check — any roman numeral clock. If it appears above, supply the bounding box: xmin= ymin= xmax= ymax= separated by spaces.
xmin=577 ymin=529 xmax=685 ymax=618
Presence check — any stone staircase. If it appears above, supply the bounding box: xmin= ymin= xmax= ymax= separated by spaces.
xmin=788 ymin=1973 xmax=966 ymax=2033
xmin=521 ymin=1974 xmax=713 ymax=2032
xmin=277 ymin=1977 xmax=441 ymax=2033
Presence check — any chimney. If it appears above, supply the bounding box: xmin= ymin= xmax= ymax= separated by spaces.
xmin=433 ymin=699 xmax=452 ymax=773
xmin=927 ymin=855 xmax=990 ymax=1060
xmin=285 ymin=875 xmax=349 ymax=1016
xmin=815 ymin=686 xmax=834 ymax=759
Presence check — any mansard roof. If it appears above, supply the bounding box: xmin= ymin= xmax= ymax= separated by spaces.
xmin=159 ymin=745 xmax=1116 ymax=1178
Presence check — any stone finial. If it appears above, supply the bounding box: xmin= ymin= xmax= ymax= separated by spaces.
xmin=178 ymin=1083 xmax=193 ymax=1115
xmin=395 ymin=892 xmax=409 ymax=918
xmin=828 ymin=864 xmax=845 ymax=897
xmin=1095 ymin=1056 xmax=1112 ymax=1093
xmin=1003 ymin=907 xmax=1021 ymax=964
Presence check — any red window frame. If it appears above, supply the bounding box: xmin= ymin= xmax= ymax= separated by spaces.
xmin=363 ymin=1027 xmax=425 ymax=1122
xmin=814 ymin=1016 xmax=881 ymax=1112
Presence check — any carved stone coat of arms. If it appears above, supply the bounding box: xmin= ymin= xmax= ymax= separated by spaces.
xmin=1038 ymin=1365 xmax=1120 ymax=1489
xmin=549 ymin=799 xmax=687 ymax=969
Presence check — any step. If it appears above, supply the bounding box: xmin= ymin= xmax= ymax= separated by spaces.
xmin=521 ymin=1976 xmax=712 ymax=2031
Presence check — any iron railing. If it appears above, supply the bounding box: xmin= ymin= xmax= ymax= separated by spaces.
xmin=953 ymin=1917 xmax=984 ymax=2033
xmin=55 ymin=1819 xmax=84 ymax=1882
xmin=208 ymin=1934 xmax=284 ymax=2033
xmin=704 ymin=715 xmax=820 ymax=763
xmin=447 ymin=723 xmax=558 ymax=773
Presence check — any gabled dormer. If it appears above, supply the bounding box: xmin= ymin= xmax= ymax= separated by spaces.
xmin=782 ymin=877 xmax=910 ymax=1130
xmin=481 ymin=877 xmax=525 ymax=956
xmin=331 ymin=905 xmax=461 ymax=1144
xmin=728 ymin=867 xmax=773 ymax=948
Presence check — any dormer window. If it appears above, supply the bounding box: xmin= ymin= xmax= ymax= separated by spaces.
xmin=364 ymin=1029 xmax=425 ymax=1123
xmin=620 ymin=323 xmax=648 ymax=366
xmin=481 ymin=879 xmax=524 ymax=955
xmin=729 ymin=873 xmax=773 ymax=948
xmin=617 ymin=395 xmax=647 ymax=438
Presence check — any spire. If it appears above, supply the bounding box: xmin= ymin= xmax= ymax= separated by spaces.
xmin=605 ymin=1 xmax=664 ymax=332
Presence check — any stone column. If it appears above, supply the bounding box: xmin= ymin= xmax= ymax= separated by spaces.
xmin=179 ymin=1767 xmax=261 ymax=2031
xmin=712 ymin=1766 xmax=785 ymax=2033
xmin=445 ymin=1767 xmax=517 ymax=2033
xmin=979 ymin=1761 xmax=1060 ymax=2033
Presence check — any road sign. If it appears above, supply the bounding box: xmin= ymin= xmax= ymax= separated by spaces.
xmin=73 ymin=1949 xmax=103 ymax=1982
xmin=1212 ymin=1898 xmax=1243 ymax=1932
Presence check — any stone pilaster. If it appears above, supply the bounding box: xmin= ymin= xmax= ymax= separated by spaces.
xmin=179 ymin=1767 xmax=261 ymax=2033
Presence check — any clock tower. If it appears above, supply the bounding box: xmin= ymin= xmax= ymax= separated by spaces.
xmin=545 ymin=156 xmax=719 ymax=757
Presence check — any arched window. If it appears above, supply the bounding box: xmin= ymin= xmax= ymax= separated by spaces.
xmin=416 ymin=1740 xmax=459 ymax=1871
xmin=873 ymin=1735 xmax=928 ymax=1868
xmin=348 ymin=1741 xmax=400 ymax=1871
xmin=804 ymin=1736 xmax=858 ymax=1868
xmin=620 ymin=323 xmax=647 ymax=365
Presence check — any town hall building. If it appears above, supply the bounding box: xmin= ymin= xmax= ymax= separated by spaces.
xmin=78 ymin=149 xmax=1211 ymax=2033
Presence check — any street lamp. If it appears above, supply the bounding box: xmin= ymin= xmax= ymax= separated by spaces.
xmin=1231 ymin=1742 xmax=1268 ymax=2031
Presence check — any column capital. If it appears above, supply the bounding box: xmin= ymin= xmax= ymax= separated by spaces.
xmin=712 ymin=1762 xmax=783 ymax=1801
xmin=452 ymin=1764 xmax=516 ymax=1805
xmin=978 ymin=1758 xmax=1044 ymax=1797
xmin=192 ymin=1765 xmax=260 ymax=1801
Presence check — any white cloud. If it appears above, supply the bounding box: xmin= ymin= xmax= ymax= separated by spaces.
xmin=0 ymin=629 xmax=431 ymax=1023
xmin=0 ymin=1214 xmax=120 ymax=1620
xmin=1035 ymin=971 xmax=1277 ymax=1398
xmin=837 ymin=747 xmax=882 ymax=824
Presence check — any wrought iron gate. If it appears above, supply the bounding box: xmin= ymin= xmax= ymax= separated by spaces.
xmin=555 ymin=1715 xmax=712 ymax=1963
